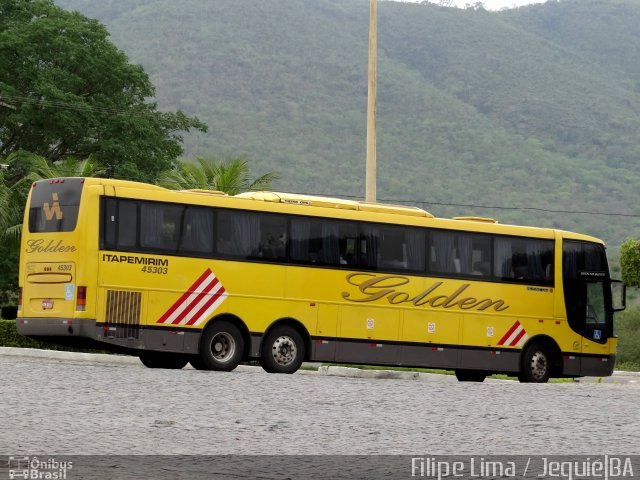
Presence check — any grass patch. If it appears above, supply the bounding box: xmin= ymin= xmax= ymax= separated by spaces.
xmin=615 ymin=361 xmax=640 ymax=372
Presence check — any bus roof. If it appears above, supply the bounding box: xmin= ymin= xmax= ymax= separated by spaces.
xmin=71 ymin=178 xmax=604 ymax=244
xmin=235 ymin=191 xmax=434 ymax=218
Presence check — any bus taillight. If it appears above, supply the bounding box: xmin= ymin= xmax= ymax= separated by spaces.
xmin=18 ymin=287 xmax=22 ymax=311
xmin=76 ymin=286 xmax=86 ymax=311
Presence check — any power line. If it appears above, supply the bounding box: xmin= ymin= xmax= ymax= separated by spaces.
xmin=4 ymin=93 xmax=638 ymax=220
xmin=0 ymin=93 xmax=162 ymax=119
xmin=106 ymin=174 xmax=640 ymax=219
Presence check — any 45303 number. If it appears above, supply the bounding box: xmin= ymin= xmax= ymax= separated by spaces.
xmin=141 ymin=266 xmax=168 ymax=274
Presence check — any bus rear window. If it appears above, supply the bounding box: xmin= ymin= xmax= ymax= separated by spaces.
xmin=28 ymin=179 xmax=84 ymax=233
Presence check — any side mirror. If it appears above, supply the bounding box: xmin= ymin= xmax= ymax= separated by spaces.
xmin=611 ymin=280 xmax=626 ymax=312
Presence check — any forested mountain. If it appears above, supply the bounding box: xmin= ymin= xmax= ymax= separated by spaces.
xmin=54 ymin=0 xmax=640 ymax=245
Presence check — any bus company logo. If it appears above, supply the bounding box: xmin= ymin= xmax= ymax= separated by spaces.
xmin=8 ymin=456 xmax=73 ymax=479
xmin=497 ymin=320 xmax=529 ymax=347
xmin=43 ymin=192 xmax=63 ymax=221
xmin=342 ymin=273 xmax=510 ymax=312
xmin=25 ymin=239 xmax=77 ymax=254
xmin=156 ymin=268 xmax=228 ymax=326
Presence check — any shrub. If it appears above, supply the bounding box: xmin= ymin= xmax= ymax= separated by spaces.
xmin=621 ymin=238 xmax=640 ymax=288
xmin=0 ymin=320 xmax=108 ymax=352
xmin=615 ymin=308 xmax=640 ymax=368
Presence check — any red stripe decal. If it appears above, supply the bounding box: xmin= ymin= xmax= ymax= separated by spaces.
xmin=510 ymin=328 xmax=526 ymax=346
xmin=498 ymin=321 xmax=520 ymax=346
xmin=185 ymin=286 xmax=227 ymax=326
xmin=157 ymin=269 xmax=213 ymax=323
xmin=170 ymin=278 xmax=219 ymax=325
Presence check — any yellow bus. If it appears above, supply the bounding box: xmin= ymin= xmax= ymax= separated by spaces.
xmin=17 ymin=177 xmax=626 ymax=382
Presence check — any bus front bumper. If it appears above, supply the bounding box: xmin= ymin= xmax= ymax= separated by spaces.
xmin=579 ymin=354 xmax=616 ymax=377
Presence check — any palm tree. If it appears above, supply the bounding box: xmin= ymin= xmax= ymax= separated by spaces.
xmin=158 ymin=156 xmax=279 ymax=195
xmin=30 ymin=154 xmax=106 ymax=179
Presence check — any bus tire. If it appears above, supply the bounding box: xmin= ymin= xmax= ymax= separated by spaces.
xmin=454 ymin=369 xmax=486 ymax=382
xmin=198 ymin=320 xmax=244 ymax=371
xmin=518 ymin=343 xmax=551 ymax=383
xmin=189 ymin=355 xmax=209 ymax=370
xmin=139 ymin=352 xmax=189 ymax=369
xmin=260 ymin=325 xmax=305 ymax=374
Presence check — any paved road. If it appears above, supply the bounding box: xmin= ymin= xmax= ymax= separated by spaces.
xmin=1 ymin=354 xmax=638 ymax=457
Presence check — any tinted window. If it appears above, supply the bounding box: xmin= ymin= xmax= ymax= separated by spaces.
xmin=102 ymin=198 xmax=137 ymax=249
xmin=563 ymin=240 xmax=607 ymax=278
xmin=217 ymin=210 xmax=287 ymax=260
xmin=361 ymin=224 xmax=426 ymax=272
xmin=290 ymin=217 xmax=358 ymax=267
xmin=28 ymin=179 xmax=84 ymax=233
xmin=103 ymin=198 xmax=117 ymax=248
xmin=429 ymin=231 xmax=491 ymax=277
xmin=118 ymin=200 xmax=138 ymax=248
xmin=180 ymin=206 xmax=214 ymax=254
xmin=494 ymin=237 xmax=553 ymax=284
xmin=140 ymin=202 xmax=183 ymax=251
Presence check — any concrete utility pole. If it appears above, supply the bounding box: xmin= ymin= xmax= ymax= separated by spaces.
xmin=365 ymin=0 xmax=377 ymax=203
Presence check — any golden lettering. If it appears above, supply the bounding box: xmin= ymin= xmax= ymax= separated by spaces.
xmin=342 ymin=273 xmax=410 ymax=302
xmin=341 ymin=274 xmax=510 ymax=312
xmin=474 ymin=299 xmax=509 ymax=312
xmin=428 ymin=295 xmax=449 ymax=308
xmin=411 ymin=282 xmax=442 ymax=306
xmin=457 ymin=298 xmax=479 ymax=309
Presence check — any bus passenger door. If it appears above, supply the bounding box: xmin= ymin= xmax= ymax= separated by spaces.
xmin=580 ymin=279 xmax=612 ymax=357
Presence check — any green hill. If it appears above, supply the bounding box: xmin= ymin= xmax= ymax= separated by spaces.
xmin=55 ymin=0 xmax=640 ymax=245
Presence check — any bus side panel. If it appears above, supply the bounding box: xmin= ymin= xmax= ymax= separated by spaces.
xmin=400 ymin=310 xmax=460 ymax=368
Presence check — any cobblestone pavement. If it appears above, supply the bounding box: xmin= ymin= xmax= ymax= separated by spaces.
xmin=1 ymin=356 xmax=638 ymax=456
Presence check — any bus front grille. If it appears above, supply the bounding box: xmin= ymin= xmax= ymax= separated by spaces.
xmin=104 ymin=290 xmax=142 ymax=339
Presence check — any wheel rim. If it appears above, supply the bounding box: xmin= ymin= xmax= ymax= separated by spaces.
xmin=271 ymin=335 xmax=297 ymax=366
xmin=529 ymin=350 xmax=548 ymax=381
xmin=210 ymin=332 xmax=236 ymax=362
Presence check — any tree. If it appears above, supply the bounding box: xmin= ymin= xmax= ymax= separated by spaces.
xmin=621 ymin=238 xmax=640 ymax=288
xmin=158 ymin=156 xmax=279 ymax=195
xmin=0 ymin=0 xmax=207 ymax=181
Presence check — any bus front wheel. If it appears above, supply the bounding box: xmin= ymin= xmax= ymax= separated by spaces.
xmin=260 ymin=326 xmax=305 ymax=374
xmin=198 ymin=320 xmax=244 ymax=371
xmin=518 ymin=343 xmax=551 ymax=383
xmin=139 ymin=352 xmax=189 ymax=369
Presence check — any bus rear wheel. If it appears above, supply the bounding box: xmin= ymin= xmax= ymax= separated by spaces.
xmin=260 ymin=326 xmax=305 ymax=374
xmin=139 ymin=352 xmax=188 ymax=369
xmin=198 ymin=320 xmax=244 ymax=371
xmin=518 ymin=343 xmax=550 ymax=383
xmin=454 ymin=369 xmax=487 ymax=382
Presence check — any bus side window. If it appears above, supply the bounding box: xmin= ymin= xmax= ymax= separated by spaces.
xmin=140 ymin=202 xmax=182 ymax=251
xmin=103 ymin=198 xmax=117 ymax=249
xmin=118 ymin=200 xmax=138 ymax=248
xmin=102 ymin=198 xmax=138 ymax=250
xmin=180 ymin=207 xmax=214 ymax=254
xmin=216 ymin=210 xmax=260 ymax=258
xmin=494 ymin=236 xmax=553 ymax=284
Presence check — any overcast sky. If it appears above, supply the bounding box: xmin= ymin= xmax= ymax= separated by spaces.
xmin=419 ymin=0 xmax=546 ymax=10
xmin=464 ymin=0 xmax=545 ymax=9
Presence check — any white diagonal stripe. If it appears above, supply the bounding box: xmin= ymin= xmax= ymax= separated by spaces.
xmin=162 ymin=272 xmax=216 ymax=324
xmin=505 ymin=324 xmax=525 ymax=346
xmin=191 ymin=291 xmax=228 ymax=326
xmin=515 ymin=333 xmax=529 ymax=347
xmin=178 ymin=282 xmax=225 ymax=325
